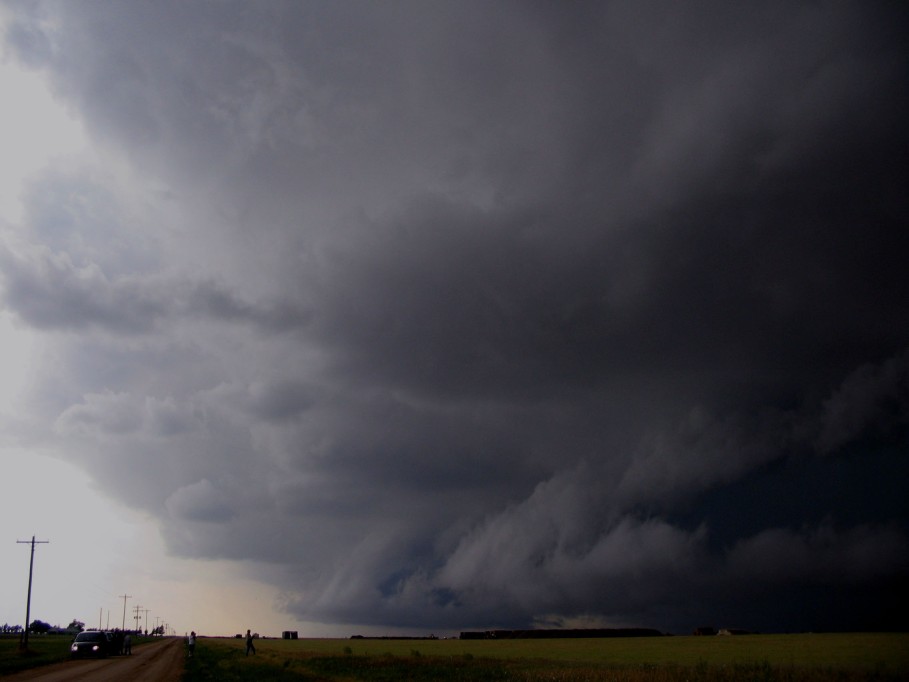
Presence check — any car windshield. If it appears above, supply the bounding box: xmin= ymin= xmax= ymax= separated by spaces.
xmin=75 ymin=632 xmax=105 ymax=642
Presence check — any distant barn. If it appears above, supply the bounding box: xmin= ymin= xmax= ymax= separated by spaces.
xmin=282 ymin=631 xmax=299 ymax=640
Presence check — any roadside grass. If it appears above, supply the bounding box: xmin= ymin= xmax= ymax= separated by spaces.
xmin=0 ymin=635 xmax=73 ymax=675
xmin=181 ymin=633 xmax=909 ymax=682
xmin=0 ymin=633 xmax=158 ymax=676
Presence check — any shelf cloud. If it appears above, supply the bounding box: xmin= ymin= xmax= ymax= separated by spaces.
xmin=1 ymin=1 xmax=906 ymax=634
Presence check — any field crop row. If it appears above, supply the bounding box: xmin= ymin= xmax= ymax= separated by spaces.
xmin=182 ymin=633 xmax=909 ymax=681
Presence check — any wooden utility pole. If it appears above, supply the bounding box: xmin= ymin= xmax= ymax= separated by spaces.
xmin=16 ymin=536 xmax=49 ymax=651
xmin=120 ymin=594 xmax=132 ymax=631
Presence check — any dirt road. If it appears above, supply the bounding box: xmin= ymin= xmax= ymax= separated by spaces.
xmin=1 ymin=637 xmax=185 ymax=682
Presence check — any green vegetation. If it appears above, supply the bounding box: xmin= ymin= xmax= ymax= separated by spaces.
xmin=0 ymin=634 xmax=76 ymax=675
xmin=182 ymin=633 xmax=909 ymax=681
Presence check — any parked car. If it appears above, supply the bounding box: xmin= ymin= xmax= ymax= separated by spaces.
xmin=70 ymin=630 xmax=110 ymax=658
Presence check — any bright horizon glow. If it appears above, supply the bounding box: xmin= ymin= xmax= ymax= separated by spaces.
xmin=0 ymin=450 xmax=308 ymax=638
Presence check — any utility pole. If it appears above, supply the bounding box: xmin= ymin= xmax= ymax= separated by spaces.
xmin=16 ymin=536 xmax=49 ymax=651
xmin=133 ymin=604 xmax=143 ymax=633
xmin=119 ymin=594 xmax=132 ymax=631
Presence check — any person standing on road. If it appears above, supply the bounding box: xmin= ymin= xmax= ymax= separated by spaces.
xmin=245 ymin=629 xmax=256 ymax=656
xmin=188 ymin=631 xmax=196 ymax=657
xmin=124 ymin=632 xmax=132 ymax=655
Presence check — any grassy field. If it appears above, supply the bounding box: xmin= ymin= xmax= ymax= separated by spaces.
xmin=0 ymin=635 xmax=74 ymax=676
xmin=0 ymin=633 xmax=156 ymax=676
xmin=182 ymin=633 xmax=909 ymax=681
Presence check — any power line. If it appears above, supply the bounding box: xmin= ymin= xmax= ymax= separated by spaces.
xmin=16 ymin=536 xmax=49 ymax=651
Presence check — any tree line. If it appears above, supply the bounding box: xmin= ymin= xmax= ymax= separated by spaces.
xmin=1 ymin=619 xmax=85 ymax=634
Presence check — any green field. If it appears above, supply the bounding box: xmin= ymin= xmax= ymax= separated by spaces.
xmin=0 ymin=633 xmax=155 ymax=676
xmin=0 ymin=634 xmax=74 ymax=675
xmin=183 ymin=633 xmax=909 ymax=681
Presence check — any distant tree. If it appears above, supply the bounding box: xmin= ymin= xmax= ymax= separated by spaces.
xmin=29 ymin=620 xmax=51 ymax=634
xmin=67 ymin=619 xmax=85 ymax=632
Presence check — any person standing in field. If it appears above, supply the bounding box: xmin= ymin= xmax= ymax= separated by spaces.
xmin=187 ymin=631 xmax=196 ymax=657
xmin=245 ymin=629 xmax=256 ymax=656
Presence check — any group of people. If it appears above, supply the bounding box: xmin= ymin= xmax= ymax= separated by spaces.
xmin=185 ymin=629 xmax=256 ymax=657
xmin=108 ymin=630 xmax=132 ymax=655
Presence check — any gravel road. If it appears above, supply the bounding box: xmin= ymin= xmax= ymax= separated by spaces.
xmin=1 ymin=637 xmax=185 ymax=682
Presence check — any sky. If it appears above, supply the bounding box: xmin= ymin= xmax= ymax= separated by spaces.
xmin=0 ymin=1 xmax=907 ymax=638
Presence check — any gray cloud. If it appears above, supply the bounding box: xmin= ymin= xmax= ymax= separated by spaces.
xmin=2 ymin=0 xmax=907 ymax=634
xmin=165 ymin=478 xmax=235 ymax=523
xmin=427 ymin=466 xmax=710 ymax=620
xmin=616 ymin=406 xmax=796 ymax=511
xmin=0 ymin=241 xmax=165 ymax=333
xmin=0 ymin=239 xmax=309 ymax=334
xmin=815 ymin=349 xmax=909 ymax=454
xmin=726 ymin=524 xmax=909 ymax=586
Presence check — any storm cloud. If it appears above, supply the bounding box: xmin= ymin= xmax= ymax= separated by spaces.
xmin=1 ymin=0 xmax=907 ymax=634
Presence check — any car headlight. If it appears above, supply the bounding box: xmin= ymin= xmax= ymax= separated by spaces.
xmin=92 ymin=645 xmax=99 ymax=651
xmin=71 ymin=644 xmax=78 ymax=651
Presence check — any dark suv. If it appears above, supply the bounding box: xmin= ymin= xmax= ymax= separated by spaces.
xmin=70 ymin=630 xmax=110 ymax=658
